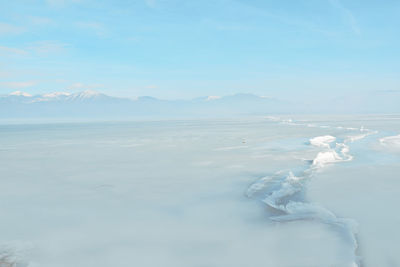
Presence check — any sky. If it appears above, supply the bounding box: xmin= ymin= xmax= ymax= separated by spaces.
xmin=0 ymin=0 xmax=399 ymax=100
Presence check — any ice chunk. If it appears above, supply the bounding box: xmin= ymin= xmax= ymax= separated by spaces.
xmin=310 ymin=135 xmax=336 ymax=148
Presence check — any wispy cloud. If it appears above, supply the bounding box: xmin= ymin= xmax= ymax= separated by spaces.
xmin=202 ymin=19 xmax=250 ymax=31
xmin=0 ymin=22 xmax=25 ymax=35
xmin=67 ymin=82 xmax=104 ymax=91
xmin=28 ymin=41 xmax=70 ymax=54
xmin=230 ymin=1 xmax=336 ymax=37
xmin=27 ymin=16 xmax=53 ymax=26
xmin=0 ymin=41 xmax=69 ymax=59
xmin=0 ymin=46 xmax=28 ymax=56
xmin=374 ymin=89 xmax=400 ymax=94
xmin=0 ymin=71 xmax=12 ymax=78
xmin=76 ymin=22 xmax=108 ymax=37
xmin=46 ymin=0 xmax=82 ymax=7
xmin=145 ymin=0 xmax=156 ymax=8
xmin=0 ymin=81 xmax=36 ymax=89
xmin=67 ymin=82 xmax=85 ymax=90
xmin=329 ymin=0 xmax=361 ymax=35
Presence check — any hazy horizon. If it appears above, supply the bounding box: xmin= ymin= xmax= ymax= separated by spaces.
xmin=1 ymin=0 xmax=400 ymax=105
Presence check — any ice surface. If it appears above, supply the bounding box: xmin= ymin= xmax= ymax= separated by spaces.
xmin=1 ymin=116 xmax=400 ymax=266
xmin=380 ymin=134 xmax=400 ymax=149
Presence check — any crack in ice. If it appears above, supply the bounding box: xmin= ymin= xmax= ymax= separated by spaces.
xmin=247 ymin=117 xmax=377 ymax=266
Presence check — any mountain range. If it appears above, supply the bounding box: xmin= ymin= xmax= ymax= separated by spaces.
xmin=0 ymin=90 xmax=292 ymax=119
xmin=1 ymin=90 xmax=399 ymax=120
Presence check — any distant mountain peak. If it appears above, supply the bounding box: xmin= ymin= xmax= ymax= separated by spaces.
xmin=9 ymin=91 xmax=32 ymax=97
xmin=75 ymin=90 xmax=102 ymax=98
xmin=0 ymin=90 xmax=295 ymax=119
xmin=67 ymin=90 xmax=104 ymax=101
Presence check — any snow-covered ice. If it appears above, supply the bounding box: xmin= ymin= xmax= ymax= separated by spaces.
xmin=1 ymin=115 xmax=400 ymax=266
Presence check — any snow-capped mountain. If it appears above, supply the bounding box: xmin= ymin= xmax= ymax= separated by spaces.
xmin=0 ymin=90 xmax=290 ymax=119
xmin=3 ymin=90 xmax=398 ymax=119
xmin=9 ymin=91 xmax=33 ymax=97
xmin=65 ymin=90 xmax=108 ymax=101
xmin=1 ymin=90 xmax=116 ymax=103
xmin=33 ymin=92 xmax=71 ymax=103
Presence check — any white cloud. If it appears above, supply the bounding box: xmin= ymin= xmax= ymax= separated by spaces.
xmin=67 ymin=83 xmax=104 ymax=91
xmin=0 ymin=22 xmax=25 ymax=35
xmin=28 ymin=16 xmax=53 ymax=25
xmin=206 ymin=96 xmax=221 ymax=101
xmin=329 ymin=0 xmax=361 ymax=35
xmin=202 ymin=19 xmax=250 ymax=31
xmin=0 ymin=81 xmax=36 ymax=89
xmin=230 ymin=1 xmax=336 ymax=36
xmin=0 ymin=46 xmax=28 ymax=56
xmin=76 ymin=22 xmax=108 ymax=37
xmin=28 ymin=41 xmax=70 ymax=54
xmin=145 ymin=0 xmax=156 ymax=8
xmin=0 ymin=41 xmax=69 ymax=59
xmin=0 ymin=71 xmax=12 ymax=78
xmin=46 ymin=0 xmax=82 ymax=7
xmin=67 ymin=82 xmax=85 ymax=90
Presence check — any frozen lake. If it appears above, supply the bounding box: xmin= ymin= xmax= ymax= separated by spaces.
xmin=1 ymin=116 xmax=400 ymax=267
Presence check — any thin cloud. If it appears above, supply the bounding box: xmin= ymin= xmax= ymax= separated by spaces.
xmin=28 ymin=16 xmax=53 ymax=25
xmin=0 ymin=22 xmax=25 ymax=35
xmin=230 ymin=1 xmax=336 ymax=37
xmin=202 ymin=19 xmax=250 ymax=31
xmin=0 ymin=71 xmax=12 ymax=78
xmin=0 ymin=41 xmax=69 ymax=58
xmin=28 ymin=41 xmax=70 ymax=54
xmin=329 ymin=0 xmax=361 ymax=35
xmin=145 ymin=0 xmax=156 ymax=8
xmin=46 ymin=0 xmax=82 ymax=7
xmin=374 ymin=89 xmax=400 ymax=94
xmin=0 ymin=46 xmax=28 ymax=56
xmin=0 ymin=81 xmax=36 ymax=89
xmin=76 ymin=22 xmax=108 ymax=37
xmin=67 ymin=83 xmax=104 ymax=91
xmin=67 ymin=82 xmax=85 ymax=90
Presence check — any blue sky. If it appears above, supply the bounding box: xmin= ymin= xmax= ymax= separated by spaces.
xmin=0 ymin=0 xmax=399 ymax=100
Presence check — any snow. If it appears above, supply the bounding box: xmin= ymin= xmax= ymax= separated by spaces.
xmin=309 ymin=135 xmax=336 ymax=148
xmin=380 ymin=134 xmax=400 ymax=148
xmin=68 ymin=90 xmax=102 ymax=100
xmin=9 ymin=91 xmax=32 ymax=97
